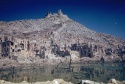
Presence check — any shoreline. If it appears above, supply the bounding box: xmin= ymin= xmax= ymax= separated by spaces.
xmin=0 ymin=78 xmax=125 ymax=84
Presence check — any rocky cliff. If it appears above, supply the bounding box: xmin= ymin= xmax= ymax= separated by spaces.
xmin=0 ymin=10 xmax=125 ymax=65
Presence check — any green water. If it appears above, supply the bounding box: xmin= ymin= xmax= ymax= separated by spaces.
xmin=0 ymin=63 xmax=125 ymax=84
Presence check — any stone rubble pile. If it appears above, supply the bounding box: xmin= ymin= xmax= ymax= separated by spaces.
xmin=0 ymin=79 xmax=72 ymax=84
xmin=0 ymin=78 xmax=125 ymax=84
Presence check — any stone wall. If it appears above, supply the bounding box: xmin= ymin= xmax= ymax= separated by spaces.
xmin=0 ymin=35 xmax=125 ymax=63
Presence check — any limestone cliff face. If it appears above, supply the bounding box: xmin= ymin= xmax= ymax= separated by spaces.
xmin=0 ymin=10 xmax=125 ymax=63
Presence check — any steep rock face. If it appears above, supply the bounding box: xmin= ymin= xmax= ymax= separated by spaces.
xmin=0 ymin=10 xmax=125 ymax=64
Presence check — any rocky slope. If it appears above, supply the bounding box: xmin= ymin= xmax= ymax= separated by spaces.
xmin=0 ymin=10 xmax=125 ymax=65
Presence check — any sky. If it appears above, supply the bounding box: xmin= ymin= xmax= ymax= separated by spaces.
xmin=0 ymin=0 xmax=125 ymax=39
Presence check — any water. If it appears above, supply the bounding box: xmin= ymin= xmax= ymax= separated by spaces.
xmin=0 ymin=63 xmax=125 ymax=84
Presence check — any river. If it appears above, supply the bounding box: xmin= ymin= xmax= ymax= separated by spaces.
xmin=0 ymin=63 xmax=125 ymax=84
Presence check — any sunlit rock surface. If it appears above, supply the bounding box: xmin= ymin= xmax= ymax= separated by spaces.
xmin=0 ymin=79 xmax=73 ymax=84
xmin=1 ymin=78 xmax=125 ymax=84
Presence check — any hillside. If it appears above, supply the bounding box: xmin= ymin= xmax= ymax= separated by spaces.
xmin=0 ymin=10 xmax=125 ymax=65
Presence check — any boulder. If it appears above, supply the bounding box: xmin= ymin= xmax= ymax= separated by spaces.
xmin=0 ymin=80 xmax=5 ymax=84
xmin=81 ymin=80 xmax=105 ymax=84
xmin=52 ymin=79 xmax=72 ymax=84
xmin=108 ymin=78 xmax=118 ymax=84
xmin=20 ymin=81 xmax=29 ymax=84
xmin=82 ymin=80 xmax=95 ymax=84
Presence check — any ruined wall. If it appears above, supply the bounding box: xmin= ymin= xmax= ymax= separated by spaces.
xmin=0 ymin=35 xmax=125 ymax=63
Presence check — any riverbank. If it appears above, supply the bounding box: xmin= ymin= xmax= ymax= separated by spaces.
xmin=0 ymin=78 xmax=125 ymax=84
xmin=81 ymin=78 xmax=125 ymax=84
xmin=0 ymin=79 xmax=73 ymax=84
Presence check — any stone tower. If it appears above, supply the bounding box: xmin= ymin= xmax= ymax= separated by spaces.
xmin=58 ymin=9 xmax=63 ymax=15
xmin=46 ymin=12 xmax=52 ymax=18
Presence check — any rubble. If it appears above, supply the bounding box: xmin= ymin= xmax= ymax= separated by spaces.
xmin=0 ymin=78 xmax=125 ymax=84
xmin=0 ymin=79 xmax=73 ymax=84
